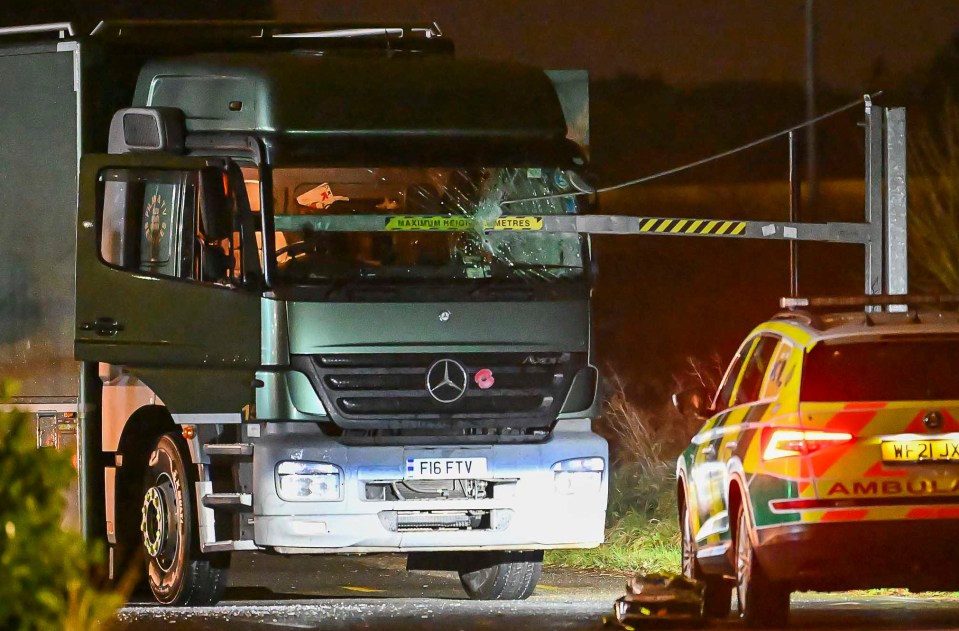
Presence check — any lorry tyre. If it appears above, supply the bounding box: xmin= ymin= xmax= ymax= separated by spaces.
xmin=681 ymin=505 xmax=731 ymax=618
xmin=458 ymin=551 xmax=542 ymax=600
xmin=141 ymin=433 xmax=229 ymax=606
xmin=734 ymin=503 xmax=789 ymax=628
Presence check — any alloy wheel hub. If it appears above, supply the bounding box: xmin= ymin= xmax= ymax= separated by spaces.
xmin=141 ymin=483 xmax=173 ymax=559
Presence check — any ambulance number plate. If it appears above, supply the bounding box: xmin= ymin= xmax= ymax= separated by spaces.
xmin=881 ymin=439 xmax=959 ymax=463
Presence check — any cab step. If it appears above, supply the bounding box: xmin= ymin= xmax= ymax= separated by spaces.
xmin=204 ymin=442 xmax=253 ymax=457
xmin=202 ymin=540 xmax=259 ymax=553
xmin=202 ymin=493 xmax=252 ymax=510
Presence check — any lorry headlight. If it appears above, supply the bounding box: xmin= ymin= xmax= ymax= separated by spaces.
xmin=552 ymin=457 xmax=605 ymax=494
xmin=276 ymin=461 xmax=342 ymax=501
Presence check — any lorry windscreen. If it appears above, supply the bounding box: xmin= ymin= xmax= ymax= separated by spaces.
xmin=270 ymin=167 xmax=585 ymax=284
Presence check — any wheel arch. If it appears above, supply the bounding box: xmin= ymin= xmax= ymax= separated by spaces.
xmin=727 ymin=472 xmax=759 ymax=550
xmin=676 ymin=470 xmax=689 ymax=523
xmin=108 ymin=403 xmax=179 ymax=577
xmin=113 ymin=405 xmax=179 ymax=509
xmin=116 ymin=404 xmax=178 ymax=471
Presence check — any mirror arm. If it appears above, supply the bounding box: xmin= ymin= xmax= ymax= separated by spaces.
xmin=225 ymin=161 xmax=262 ymax=290
xmin=245 ymin=136 xmax=276 ymax=288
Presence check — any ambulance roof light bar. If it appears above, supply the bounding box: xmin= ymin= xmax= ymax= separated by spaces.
xmin=780 ymin=295 xmax=959 ymax=310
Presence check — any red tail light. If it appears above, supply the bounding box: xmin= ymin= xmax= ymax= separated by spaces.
xmin=762 ymin=428 xmax=853 ymax=461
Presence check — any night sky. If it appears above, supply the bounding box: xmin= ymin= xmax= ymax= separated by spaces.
xmin=6 ymin=1 xmax=958 ymax=89
xmin=279 ymin=0 xmax=959 ymax=90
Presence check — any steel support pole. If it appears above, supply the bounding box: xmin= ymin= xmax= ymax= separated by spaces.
xmin=789 ymin=130 xmax=801 ymax=297
xmin=864 ymin=98 xmax=885 ymax=295
xmin=805 ymin=0 xmax=818 ymax=206
xmin=884 ymin=107 xmax=908 ymax=296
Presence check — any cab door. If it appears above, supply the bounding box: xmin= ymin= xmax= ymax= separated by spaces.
xmin=75 ymin=153 xmax=260 ymax=413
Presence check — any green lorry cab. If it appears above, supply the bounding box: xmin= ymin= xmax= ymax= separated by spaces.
xmin=0 ymin=21 xmax=607 ymax=604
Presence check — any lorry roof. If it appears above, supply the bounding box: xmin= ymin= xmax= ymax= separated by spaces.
xmin=91 ymin=20 xmax=453 ymax=55
xmin=133 ymin=53 xmax=572 ymax=163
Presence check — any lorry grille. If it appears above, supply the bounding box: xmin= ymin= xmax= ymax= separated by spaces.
xmin=379 ymin=510 xmax=498 ymax=532
xmin=295 ymin=352 xmax=584 ymax=427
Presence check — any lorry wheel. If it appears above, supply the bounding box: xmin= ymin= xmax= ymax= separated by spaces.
xmin=458 ymin=551 xmax=542 ymax=600
xmin=681 ymin=505 xmax=731 ymax=618
xmin=734 ymin=503 xmax=789 ymax=628
xmin=141 ymin=433 xmax=228 ymax=606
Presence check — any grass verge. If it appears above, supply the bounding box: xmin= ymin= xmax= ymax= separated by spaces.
xmin=545 ymin=462 xmax=681 ymax=574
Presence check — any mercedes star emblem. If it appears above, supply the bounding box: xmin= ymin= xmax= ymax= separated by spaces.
xmin=426 ymin=359 xmax=468 ymax=404
xmin=438 ymin=310 xmax=452 ymax=322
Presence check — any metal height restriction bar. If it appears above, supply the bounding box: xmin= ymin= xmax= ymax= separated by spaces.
xmin=272 ymin=213 xmax=873 ymax=243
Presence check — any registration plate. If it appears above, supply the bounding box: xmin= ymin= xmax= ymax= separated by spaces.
xmin=881 ymin=439 xmax=959 ymax=463
xmin=405 ymin=458 xmax=489 ymax=479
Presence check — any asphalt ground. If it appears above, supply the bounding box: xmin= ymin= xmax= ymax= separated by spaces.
xmin=118 ymin=554 xmax=959 ymax=631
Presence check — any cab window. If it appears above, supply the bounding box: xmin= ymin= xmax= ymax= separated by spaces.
xmin=733 ymin=334 xmax=780 ymax=406
xmin=98 ymin=167 xmax=246 ymax=286
xmin=99 ymin=169 xmax=197 ymax=279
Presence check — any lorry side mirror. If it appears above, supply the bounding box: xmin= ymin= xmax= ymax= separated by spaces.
xmin=199 ymin=167 xmax=232 ymax=241
xmin=672 ymin=386 xmax=712 ymax=419
xmin=107 ymin=107 xmax=186 ymax=155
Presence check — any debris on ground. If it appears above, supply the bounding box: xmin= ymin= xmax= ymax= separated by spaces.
xmin=603 ymin=572 xmax=705 ymax=628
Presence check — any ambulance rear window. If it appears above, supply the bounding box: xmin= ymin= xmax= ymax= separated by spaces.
xmin=801 ymin=338 xmax=959 ymax=402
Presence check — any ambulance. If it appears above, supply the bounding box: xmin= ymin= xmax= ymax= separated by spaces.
xmin=675 ymin=295 xmax=959 ymax=627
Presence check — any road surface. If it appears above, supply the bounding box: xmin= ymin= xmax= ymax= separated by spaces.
xmin=118 ymin=554 xmax=959 ymax=630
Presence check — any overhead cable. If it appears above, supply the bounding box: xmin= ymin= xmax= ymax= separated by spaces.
xmin=501 ymin=92 xmax=882 ymax=206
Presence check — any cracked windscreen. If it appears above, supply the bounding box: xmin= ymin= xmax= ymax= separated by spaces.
xmin=270 ymin=167 xmax=586 ymax=284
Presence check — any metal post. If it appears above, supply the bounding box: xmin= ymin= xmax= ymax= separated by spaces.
xmin=864 ymin=97 xmax=884 ymax=295
xmin=884 ymin=107 xmax=908 ymax=296
xmin=789 ymin=130 xmax=801 ymax=297
xmin=805 ymin=0 xmax=818 ymax=206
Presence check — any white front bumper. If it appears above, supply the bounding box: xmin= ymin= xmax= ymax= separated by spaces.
xmin=250 ymin=420 xmax=608 ymax=552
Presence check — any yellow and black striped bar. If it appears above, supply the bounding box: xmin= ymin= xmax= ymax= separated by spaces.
xmin=634 ymin=217 xmax=747 ymax=236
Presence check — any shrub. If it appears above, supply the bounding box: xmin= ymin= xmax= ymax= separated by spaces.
xmin=910 ymin=100 xmax=959 ymax=293
xmin=597 ymin=358 xmax=720 ymax=468
xmin=0 ymin=382 xmax=122 ymax=631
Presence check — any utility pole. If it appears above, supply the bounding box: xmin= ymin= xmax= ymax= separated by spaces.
xmin=805 ymin=0 xmax=818 ymax=207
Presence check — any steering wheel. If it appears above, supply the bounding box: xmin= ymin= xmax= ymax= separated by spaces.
xmin=276 ymin=234 xmax=322 ymax=258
